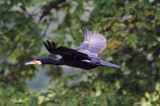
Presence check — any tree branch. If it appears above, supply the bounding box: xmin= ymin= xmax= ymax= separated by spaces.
xmin=39 ymin=0 xmax=66 ymax=23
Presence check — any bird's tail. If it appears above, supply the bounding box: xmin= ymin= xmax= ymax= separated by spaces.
xmin=100 ymin=60 xmax=122 ymax=71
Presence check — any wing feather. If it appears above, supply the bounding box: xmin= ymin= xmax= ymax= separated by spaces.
xmin=44 ymin=40 xmax=90 ymax=60
xmin=77 ymin=27 xmax=107 ymax=56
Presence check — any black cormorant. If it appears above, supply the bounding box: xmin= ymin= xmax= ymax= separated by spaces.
xmin=25 ymin=27 xmax=121 ymax=70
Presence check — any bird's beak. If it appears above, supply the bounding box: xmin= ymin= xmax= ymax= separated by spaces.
xmin=25 ymin=60 xmax=42 ymax=65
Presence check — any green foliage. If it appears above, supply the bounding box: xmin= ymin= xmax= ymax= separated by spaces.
xmin=0 ymin=0 xmax=160 ymax=105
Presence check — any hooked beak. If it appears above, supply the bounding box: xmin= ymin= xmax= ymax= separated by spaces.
xmin=25 ymin=60 xmax=42 ymax=65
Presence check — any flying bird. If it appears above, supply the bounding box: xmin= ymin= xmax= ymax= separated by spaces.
xmin=25 ymin=27 xmax=121 ymax=70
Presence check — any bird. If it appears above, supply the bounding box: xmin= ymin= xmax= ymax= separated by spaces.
xmin=25 ymin=27 xmax=121 ymax=71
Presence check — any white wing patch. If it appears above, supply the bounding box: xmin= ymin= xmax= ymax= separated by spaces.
xmin=82 ymin=59 xmax=91 ymax=63
xmin=77 ymin=27 xmax=107 ymax=56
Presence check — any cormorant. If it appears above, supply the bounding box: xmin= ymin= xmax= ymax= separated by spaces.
xmin=25 ymin=27 xmax=121 ymax=70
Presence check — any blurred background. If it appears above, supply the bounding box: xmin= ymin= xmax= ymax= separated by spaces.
xmin=0 ymin=0 xmax=160 ymax=105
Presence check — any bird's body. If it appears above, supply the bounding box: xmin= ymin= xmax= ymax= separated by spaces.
xmin=35 ymin=57 xmax=99 ymax=70
xmin=25 ymin=27 xmax=121 ymax=70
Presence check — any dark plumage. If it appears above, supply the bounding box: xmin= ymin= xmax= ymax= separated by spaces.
xmin=25 ymin=27 xmax=121 ymax=70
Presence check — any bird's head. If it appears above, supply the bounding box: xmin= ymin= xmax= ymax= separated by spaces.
xmin=25 ymin=59 xmax=42 ymax=65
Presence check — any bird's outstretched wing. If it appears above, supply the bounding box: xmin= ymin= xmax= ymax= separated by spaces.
xmin=44 ymin=40 xmax=90 ymax=60
xmin=77 ymin=27 xmax=107 ymax=57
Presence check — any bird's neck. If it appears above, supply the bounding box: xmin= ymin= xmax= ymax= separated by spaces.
xmin=39 ymin=58 xmax=62 ymax=65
